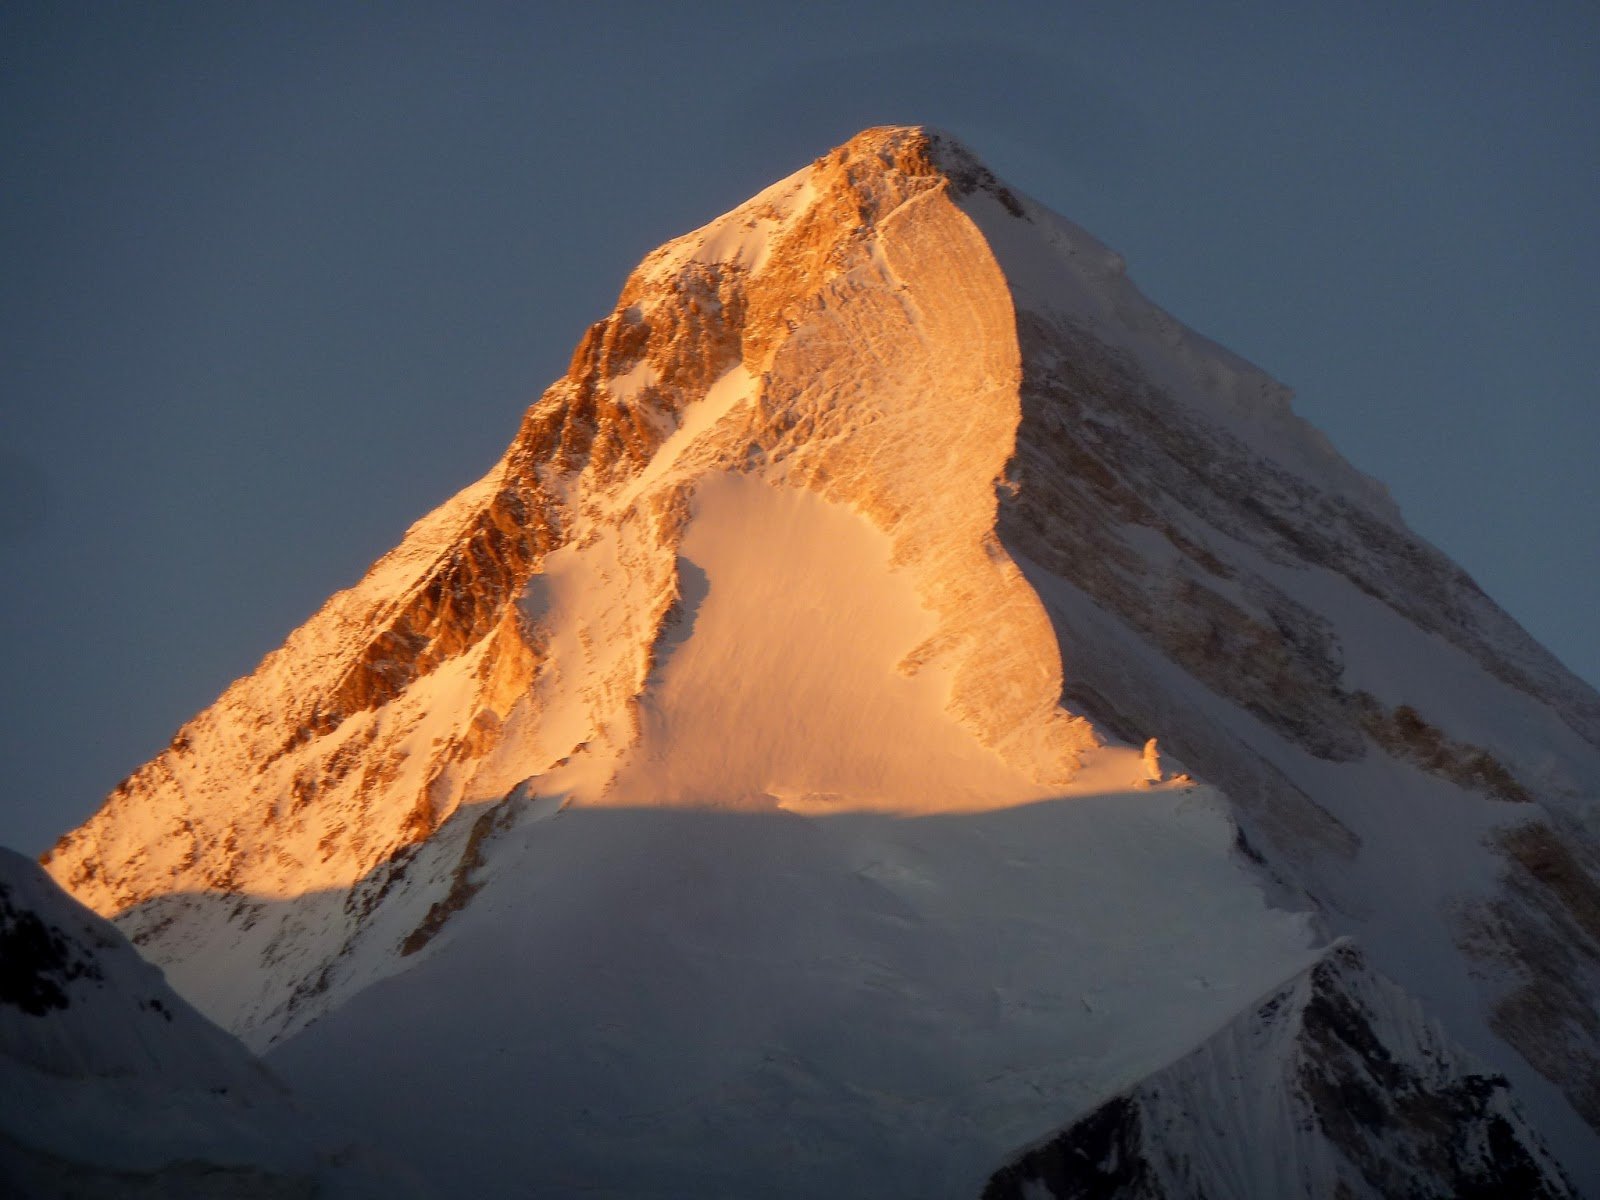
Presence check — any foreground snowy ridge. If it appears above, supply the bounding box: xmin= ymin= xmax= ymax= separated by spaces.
xmin=984 ymin=941 xmax=1574 ymax=1199
xmin=37 ymin=127 xmax=1600 ymax=1193
xmin=0 ymin=849 xmax=416 ymax=1197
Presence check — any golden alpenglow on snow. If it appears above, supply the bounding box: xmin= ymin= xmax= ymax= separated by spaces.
xmin=27 ymin=128 xmax=1600 ymax=1197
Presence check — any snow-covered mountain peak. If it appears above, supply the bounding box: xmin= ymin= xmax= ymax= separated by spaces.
xmin=35 ymin=128 xmax=1600 ymax=1192
xmin=44 ymin=124 xmax=1112 ymax=1042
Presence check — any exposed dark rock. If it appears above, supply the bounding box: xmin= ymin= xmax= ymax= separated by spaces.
xmin=1353 ymin=693 xmax=1532 ymax=804
xmin=0 ymin=880 xmax=102 ymax=1016
xmin=1465 ymin=821 xmax=1600 ymax=1130
xmin=982 ymin=1098 xmax=1164 ymax=1200
xmin=399 ymin=801 xmax=513 ymax=957
xmin=982 ymin=944 xmax=1572 ymax=1199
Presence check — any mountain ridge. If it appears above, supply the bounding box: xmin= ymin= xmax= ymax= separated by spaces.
xmin=0 ymin=848 xmax=418 ymax=1196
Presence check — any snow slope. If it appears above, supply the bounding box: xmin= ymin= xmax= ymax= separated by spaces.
xmin=269 ymin=784 xmax=1320 ymax=1197
xmin=604 ymin=472 xmax=1047 ymax=813
xmin=0 ymin=848 xmax=417 ymax=1198
xmin=38 ymin=126 xmax=1600 ymax=1193
xmin=939 ymin=131 xmax=1600 ymax=1178
xmin=984 ymin=941 xmax=1574 ymax=1199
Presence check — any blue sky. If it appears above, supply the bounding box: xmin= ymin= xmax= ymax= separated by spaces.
xmin=3 ymin=3 xmax=1596 ymax=853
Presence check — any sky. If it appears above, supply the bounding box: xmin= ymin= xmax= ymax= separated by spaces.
xmin=2 ymin=3 xmax=1596 ymax=855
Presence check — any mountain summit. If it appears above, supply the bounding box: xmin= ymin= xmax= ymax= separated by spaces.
xmin=40 ymin=127 xmax=1600 ymax=1195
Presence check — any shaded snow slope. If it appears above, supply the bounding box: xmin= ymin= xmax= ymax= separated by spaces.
xmin=39 ymin=126 xmax=1600 ymax=1191
xmin=928 ymin=127 xmax=1600 ymax=1177
xmin=0 ymin=848 xmax=416 ymax=1198
xmin=983 ymin=941 xmax=1574 ymax=1200
xmin=269 ymin=788 xmax=1318 ymax=1199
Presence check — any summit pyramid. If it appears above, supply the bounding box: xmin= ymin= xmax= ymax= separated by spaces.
xmin=39 ymin=127 xmax=1600 ymax=1195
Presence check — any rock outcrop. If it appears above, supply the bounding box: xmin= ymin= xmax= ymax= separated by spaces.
xmin=984 ymin=943 xmax=1573 ymax=1200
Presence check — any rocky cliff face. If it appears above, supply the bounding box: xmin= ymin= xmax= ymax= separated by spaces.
xmin=37 ymin=127 xmax=1600 ymax=1192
